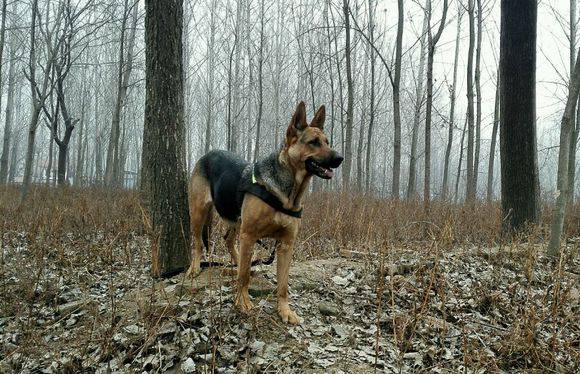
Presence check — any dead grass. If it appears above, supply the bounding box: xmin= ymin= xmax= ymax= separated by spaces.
xmin=0 ymin=185 xmax=578 ymax=371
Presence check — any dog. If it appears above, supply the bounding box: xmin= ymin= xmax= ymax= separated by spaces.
xmin=186 ymin=101 xmax=343 ymax=324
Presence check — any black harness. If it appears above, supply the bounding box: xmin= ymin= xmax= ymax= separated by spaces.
xmin=242 ymin=165 xmax=303 ymax=219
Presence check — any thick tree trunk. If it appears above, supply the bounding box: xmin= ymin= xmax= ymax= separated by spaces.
xmin=547 ymin=49 xmax=580 ymax=258
xmin=342 ymin=0 xmax=354 ymax=189
xmin=500 ymin=0 xmax=539 ymax=233
xmin=391 ymin=0 xmax=403 ymax=198
xmin=486 ymin=72 xmax=500 ymax=201
xmin=442 ymin=7 xmax=462 ymax=200
xmin=0 ymin=0 xmax=9 ymax=184
xmin=142 ymin=0 xmax=191 ymax=277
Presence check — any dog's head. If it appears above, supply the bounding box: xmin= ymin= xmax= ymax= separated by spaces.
xmin=283 ymin=101 xmax=343 ymax=179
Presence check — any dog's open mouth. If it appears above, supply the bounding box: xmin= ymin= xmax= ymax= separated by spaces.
xmin=305 ymin=158 xmax=335 ymax=179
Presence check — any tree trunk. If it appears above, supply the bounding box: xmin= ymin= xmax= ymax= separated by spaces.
xmin=365 ymin=0 xmax=376 ymax=192
xmin=105 ymin=0 xmax=138 ymax=187
xmin=142 ymin=0 xmax=191 ymax=277
xmin=391 ymin=0 xmax=404 ymax=198
xmin=547 ymin=49 xmax=580 ymax=258
xmin=342 ymin=0 xmax=354 ymax=189
xmin=441 ymin=6 xmax=462 ymax=200
xmin=487 ymin=72 xmax=500 ymax=201
xmin=567 ymin=0 xmax=578 ymax=205
xmin=21 ymin=0 xmax=40 ymax=201
xmin=204 ymin=0 xmax=217 ymax=154
xmin=424 ymin=0 xmax=448 ymax=212
xmin=465 ymin=0 xmax=476 ymax=201
xmin=473 ymin=0 xmax=483 ymax=198
xmin=407 ymin=1 xmax=428 ymax=200
xmin=0 ymin=20 xmax=16 ymax=184
xmin=254 ymin=0 xmax=265 ymax=161
xmin=500 ymin=0 xmax=539 ymax=233
xmin=454 ymin=116 xmax=468 ymax=203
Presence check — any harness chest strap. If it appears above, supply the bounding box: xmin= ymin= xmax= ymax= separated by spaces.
xmin=244 ymin=165 xmax=303 ymax=219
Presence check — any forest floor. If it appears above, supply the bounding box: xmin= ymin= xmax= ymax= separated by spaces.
xmin=1 ymin=187 xmax=579 ymax=372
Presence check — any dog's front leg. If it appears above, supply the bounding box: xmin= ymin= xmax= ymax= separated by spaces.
xmin=235 ymin=232 xmax=255 ymax=313
xmin=276 ymin=239 xmax=301 ymax=325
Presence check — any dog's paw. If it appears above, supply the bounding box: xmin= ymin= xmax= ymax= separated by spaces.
xmin=235 ymin=292 xmax=254 ymax=313
xmin=278 ymin=307 xmax=301 ymax=325
xmin=185 ymin=263 xmax=201 ymax=278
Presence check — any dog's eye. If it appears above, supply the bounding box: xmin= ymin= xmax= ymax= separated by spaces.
xmin=309 ymin=139 xmax=321 ymax=147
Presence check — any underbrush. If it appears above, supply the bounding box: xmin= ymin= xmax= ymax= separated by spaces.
xmin=0 ymin=185 xmax=578 ymax=371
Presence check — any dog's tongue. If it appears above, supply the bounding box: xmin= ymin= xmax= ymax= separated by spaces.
xmin=324 ymin=168 xmax=334 ymax=178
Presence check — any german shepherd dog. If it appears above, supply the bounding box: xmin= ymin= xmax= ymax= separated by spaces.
xmin=186 ymin=101 xmax=343 ymax=324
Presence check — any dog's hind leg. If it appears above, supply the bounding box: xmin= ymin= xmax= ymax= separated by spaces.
xmin=224 ymin=223 xmax=239 ymax=266
xmin=202 ymin=207 xmax=214 ymax=251
xmin=186 ymin=168 xmax=213 ymax=277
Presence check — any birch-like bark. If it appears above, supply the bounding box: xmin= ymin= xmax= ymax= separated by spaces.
xmin=547 ymin=49 xmax=580 ymax=258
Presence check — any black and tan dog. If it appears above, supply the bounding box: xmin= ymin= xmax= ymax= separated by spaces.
xmin=186 ymin=101 xmax=343 ymax=324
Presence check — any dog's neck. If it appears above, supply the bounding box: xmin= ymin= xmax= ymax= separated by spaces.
xmin=253 ymin=151 xmax=312 ymax=211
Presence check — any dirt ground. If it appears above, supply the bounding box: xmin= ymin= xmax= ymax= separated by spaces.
xmin=1 ymin=229 xmax=578 ymax=373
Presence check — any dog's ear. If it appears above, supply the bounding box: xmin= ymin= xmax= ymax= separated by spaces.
xmin=310 ymin=105 xmax=325 ymax=130
xmin=286 ymin=101 xmax=307 ymax=143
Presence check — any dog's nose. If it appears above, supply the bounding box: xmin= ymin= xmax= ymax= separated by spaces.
xmin=330 ymin=153 xmax=344 ymax=168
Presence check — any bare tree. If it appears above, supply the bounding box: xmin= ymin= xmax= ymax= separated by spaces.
xmin=424 ymin=0 xmax=448 ymax=212
xmin=105 ymin=0 xmax=139 ymax=187
xmin=141 ymin=0 xmax=191 ymax=277
xmin=500 ymin=0 xmax=539 ymax=232
xmin=567 ymin=0 xmax=578 ymax=204
xmin=465 ymin=0 xmax=476 ymax=201
xmin=391 ymin=0 xmax=403 ymax=198
xmin=547 ymin=49 xmax=580 ymax=258
xmin=486 ymin=70 xmax=500 ymax=201
xmin=21 ymin=0 xmax=65 ymax=200
xmin=0 ymin=0 xmax=16 ymax=184
xmin=441 ymin=5 xmax=462 ymax=200
xmin=342 ymin=0 xmax=354 ymax=189
xmin=407 ymin=0 xmax=429 ymax=200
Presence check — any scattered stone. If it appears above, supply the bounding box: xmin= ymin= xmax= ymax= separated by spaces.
xmin=318 ymin=301 xmax=340 ymax=316
xmin=248 ymin=279 xmax=275 ymax=297
xmin=181 ymin=357 xmax=196 ymax=373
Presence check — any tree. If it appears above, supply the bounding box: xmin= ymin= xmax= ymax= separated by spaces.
xmin=391 ymin=0 xmax=403 ymax=198
xmin=547 ymin=49 xmax=580 ymax=258
xmin=342 ymin=0 xmax=354 ymax=189
xmin=500 ymin=0 xmax=539 ymax=232
xmin=423 ymin=0 xmax=448 ymax=212
xmin=486 ymin=70 xmax=500 ymax=201
xmin=441 ymin=5 xmax=462 ymax=200
xmin=567 ymin=0 xmax=578 ymax=204
xmin=141 ymin=0 xmax=191 ymax=277
xmin=465 ymin=0 xmax=476 ymax=201
xmin=105 ymin=0 xmax=139 ymax=187
xmin=407 ymin=0 xmax=429 ymax=200
xmin=473 ymin=0 xmax=483 ymax=198
xmin=0 ymin=0 xmax=16 ymax=184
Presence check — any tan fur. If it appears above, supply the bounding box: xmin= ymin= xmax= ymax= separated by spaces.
xmin=187 ymin=102 xmax=335 ymax=325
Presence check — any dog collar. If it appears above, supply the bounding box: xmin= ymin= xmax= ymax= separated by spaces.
xmin=245 ymin=165 xmax=303 ymax=218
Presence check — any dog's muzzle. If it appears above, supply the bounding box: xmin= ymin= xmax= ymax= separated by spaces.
xmin=306 ymin=152 xmax=344 ymax=179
